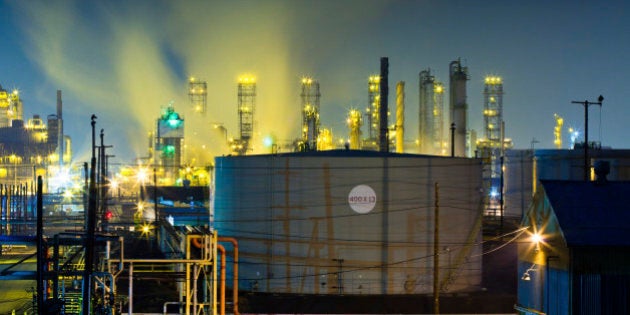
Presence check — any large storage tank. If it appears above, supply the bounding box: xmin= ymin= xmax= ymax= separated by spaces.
xmin=213 ymin=150 xmax=484 ymax=295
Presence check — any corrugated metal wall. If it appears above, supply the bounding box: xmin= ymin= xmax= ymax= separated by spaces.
xmin=213 ymin=153 xmax=483 ymax=295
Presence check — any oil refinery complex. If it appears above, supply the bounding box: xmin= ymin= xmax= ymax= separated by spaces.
xmin=1 ymin=56 xmax=630 ymax=315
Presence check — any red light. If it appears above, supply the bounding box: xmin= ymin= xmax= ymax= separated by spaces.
xmin=104 ymin=210 xmax=113 ymax=221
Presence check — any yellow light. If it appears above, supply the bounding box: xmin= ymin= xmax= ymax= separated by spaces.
xmin=137 ymin=168 xmax=149 ymax=183
xmin=239 ymin=75 xmax=256 ymax=84
xmin=140 ymin=222 xmax=153 ymax=236
xmin=531 ymin=233 xmax=542 ymax=244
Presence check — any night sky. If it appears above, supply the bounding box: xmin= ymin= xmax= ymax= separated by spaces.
xmin=1 ymin=0 xmax=628 ymax=164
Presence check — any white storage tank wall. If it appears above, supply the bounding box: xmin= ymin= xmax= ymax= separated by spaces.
xmin=213 ymin=151 xmax=483 ymax=295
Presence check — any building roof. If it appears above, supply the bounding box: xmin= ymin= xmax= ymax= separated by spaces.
xmin=227 ymin=149 xmax=474 ymax=159
xmin=541 ymin=180 xmax=630 ymax=246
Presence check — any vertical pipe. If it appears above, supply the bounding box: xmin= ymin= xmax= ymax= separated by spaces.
xmin=395 ymin=81 xmax=405 ymax=153
xmin=433 ymin=182 xmax=440 ymax=314
xmin=379 ymin=57 xmax=389 ymax=152
xmin=212 ymin=232 xmax=218 ymax=315
xmin=185 ymin=235 xmax=191 ymax=315
xmin=193 ymin=264 xmax=199 ymax=314
xmin=500 ymin=122 xmax=505 ymax=232
xmin=84 ymin=162 xmax=88 ymax=231
xmin=128 ymin=263 xmax=133 ymax=315
xmin=36 ymin=176 xmax=43 ymax=315
xmin=100 ymin=129 xmax=105 ymax=225
xmin=450 ymin=123 xmax=456 ymax=157
xmin=217 ymin=244 xmax=226 ymax=315
xmin=218 ymin=237 xmax=239 ymax=315
xmin=584 ymin=103 xmax=589 ymax=181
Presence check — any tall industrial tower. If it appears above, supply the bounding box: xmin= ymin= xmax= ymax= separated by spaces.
xmin=449 ymin=59 xmax=469 ymax=157
xmin=188 ymin=77 xmax=207 ymax=114
xmin=365 ymin=75 xmax=380 ymax=149
xmin=235 ymin=75 xmax=256 ymax=155
xmin=156 ymin=103 xmax=184 ymax=184
xmin=395 ymin=81 xmax=405 ymax=153
xmin=347 ymin=109 xmax=362 ymax=149
xmin=418 ymin=69 xmax=446 ymax=155
xmin=300 ymin=77 xmax=321 ymax=151
xmin=482 ymin=76 xmax=503 ymax=148
xmin=478 ymin=76 xmax=512 ymax=216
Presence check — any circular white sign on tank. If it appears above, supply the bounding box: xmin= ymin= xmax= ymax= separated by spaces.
xmin=348 ymin=185 xmax=377 ymax=214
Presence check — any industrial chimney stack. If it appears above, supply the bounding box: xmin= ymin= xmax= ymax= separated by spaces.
xmin=379 ymin=57 xmax=389 ymax=153
xmin=449 ymin=59 xmax=469 ymax=157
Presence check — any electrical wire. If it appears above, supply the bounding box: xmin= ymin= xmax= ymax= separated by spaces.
xmin=217 ymin=225 xmax=528 ymax=282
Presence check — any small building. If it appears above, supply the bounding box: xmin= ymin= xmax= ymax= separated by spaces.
xmin=517 ymin=164 xmax=630 ymax=314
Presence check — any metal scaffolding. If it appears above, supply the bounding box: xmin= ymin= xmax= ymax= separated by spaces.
xmin=418 ymin=69 xmax=445 ymax=155
xmin=300 ymin=77 xmax=321 ymax=151
xmin=365 ymin=75 xmax=380 ymax=148
xmin=347 ymin=109 xmax=362 ymax=150
xmin=188 ymin=77 xmax=207 ymax=114
xmin=235 ymin=75 xmax=256 ymax=155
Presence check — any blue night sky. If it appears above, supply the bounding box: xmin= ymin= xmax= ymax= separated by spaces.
xmin=0 ymin=0 xmax=628 ymax=164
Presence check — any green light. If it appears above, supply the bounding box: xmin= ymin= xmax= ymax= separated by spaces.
xmin=162 ymin=107 xmax=183 ymax=129
xmin=162 ymin=145 xmax=176 ymax=158
xmin=167 ymin=118 xmax=182 ymax=128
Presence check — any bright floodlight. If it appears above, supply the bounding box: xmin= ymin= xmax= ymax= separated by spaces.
xmin=531 ymin=233 xmax=542 ymax=244
xmin=263 ymin=135 xmax=274 ymax=148
xmin=489 ymin=187 xmax=499 ymax=198
xmin=137 ymin=168 xmax=149 ymax=183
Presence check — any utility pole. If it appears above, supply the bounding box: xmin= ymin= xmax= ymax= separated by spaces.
xmin=83 ymin=114 xmax=98 ymax=315
xmin=450 ymin=123 xmax=456 ymax=157
xmin=571 ymin=95 xmax=603 ymax=181
xmin=433 ymin=182 xmax=440 ymax=314
xmin=36 ymin=176 xmax=43 ymax=315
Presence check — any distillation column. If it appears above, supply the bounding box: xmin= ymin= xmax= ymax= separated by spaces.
xmin=366 ymin=75 xmax=381 ymax=149
xmin=419 ymin=70 xmax=446 ymax=155
xmin=449 ymin=59 xmax=469 ymax=157
xmin=301 ymin=77 xmax=321 ymax=151
xmin=347 ymin=109 xmax=362 ymax=150
xmin=395 ymin=81 xmax=404 ymax=153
